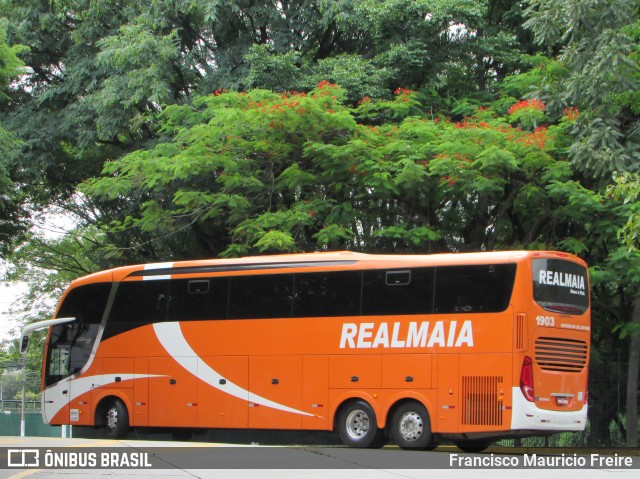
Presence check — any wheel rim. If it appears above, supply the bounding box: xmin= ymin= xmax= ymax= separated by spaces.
xmin=345 ymin=409 xmax=370 ymax=440
xmin=397 ymin=411 xmax=424 ymax=442
xmin=106 ymin=405 xmax=118 ymax=432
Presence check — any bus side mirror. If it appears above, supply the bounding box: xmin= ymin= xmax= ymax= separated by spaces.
xmin=19 ymin=317 xmax=77 ymax=355
xmin=20 ymin=335 xmax=29 ymax=355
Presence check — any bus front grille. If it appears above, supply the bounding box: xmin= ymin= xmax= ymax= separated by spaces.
xmin=535 ymin=337 xmax=588 ymax=372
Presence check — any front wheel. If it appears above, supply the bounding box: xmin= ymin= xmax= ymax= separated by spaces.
xmin=104 ymin=398 xmax=129 ymax=439
xmin=337 ymin=400 xmax=386 ymax=448
xmin=389 ymin=401 xmax=433 ymax=450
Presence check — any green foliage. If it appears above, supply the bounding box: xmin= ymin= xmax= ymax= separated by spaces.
xmin=0 ymin=18 xmax=27 ymax=102
xmin=0 ymin=0 xmax=546 ymax=259
xmin=81 ymin=83 xmax=609 ymax=258
xmin=524 ymin=0 xmax=640 ymax=178
xmin=0 ymin=19 xmax=29 ymax=255
xmin=244 ymin=45 xmax=304 ymax=93
xmin=308 ymin=55 xmax=395 ymax=102
xmin=609 ymin=172 xmax=640 ymax=251
xmin=92 ymin=21 xmax=182 ymax=138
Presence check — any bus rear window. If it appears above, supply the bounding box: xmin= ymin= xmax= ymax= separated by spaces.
xmin=533 ymin=258 xmax=589 ymax=315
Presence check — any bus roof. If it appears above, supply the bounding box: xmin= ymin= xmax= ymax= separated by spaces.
xmin=69 ymin=250 xmax=585 ymax=287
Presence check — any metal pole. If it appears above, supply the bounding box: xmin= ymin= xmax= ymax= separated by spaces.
xmin=20 ymin=356 xmax=26 ymax=437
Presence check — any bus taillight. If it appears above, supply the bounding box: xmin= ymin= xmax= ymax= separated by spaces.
xmin=520 ymin=356 xmax=535 ymax=402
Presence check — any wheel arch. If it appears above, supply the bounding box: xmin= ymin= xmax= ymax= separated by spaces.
xmin=93 ymin=393 xmax=132 ymax=427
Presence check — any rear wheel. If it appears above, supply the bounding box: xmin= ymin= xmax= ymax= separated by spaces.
xmin=337 ymin=400 xmax=386 ymax=448
xmin=389 ymin=401 xmax=433 ymax=450
xmin=104 ymin=398 xmax=129 ymax=439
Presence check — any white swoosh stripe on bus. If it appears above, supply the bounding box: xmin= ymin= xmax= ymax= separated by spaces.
xmin=153 ymin=322 xmax=316 ymax=417
xmin=44 ymin=374 xmax=165 ymax=422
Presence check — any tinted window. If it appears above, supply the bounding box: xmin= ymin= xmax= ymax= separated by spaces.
xmin=46 ymin=283 xmax=112 ymax=386
xmin=293 ymin=271 xmax=362 ymax=317
xmin=57 ymin=282 xmax=112 ymax=324
xmin=434 ymin=264 xmax=516 ymax=313
xmin=109 ymin=280 xmax=169 ymax=325
xmin=362 ymin=268 xmax=435 ymax=315
xmin=169 ymin=278 xmax=229 ymax=321
xmin=533 ymin=259 xmax=589 ymax=314
xmin=229 ymin=274 xmax=294 ymax=319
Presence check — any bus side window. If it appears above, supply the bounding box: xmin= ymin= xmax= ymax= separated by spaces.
xmin=434 ymin=264 xmax=516 ymax=313
xmin=293 ymin=271 xmax=362 ymax=317
xmin=109 ymin=280 xmax=169 ymax=325
xmin=362 ymin=268 xmax=435 ymax=316
xmin=168 ymin=278 xmax=229 ymax=321
xmin=228 ymin=274 xmax=294 ymax=319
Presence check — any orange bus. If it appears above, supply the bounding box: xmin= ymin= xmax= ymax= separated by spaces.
xmin=24 ymin=250 xmax=590 ymax=449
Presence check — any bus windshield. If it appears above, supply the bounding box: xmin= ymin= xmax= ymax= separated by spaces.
xmin=44 ymin=283 xmax=111 ymax=386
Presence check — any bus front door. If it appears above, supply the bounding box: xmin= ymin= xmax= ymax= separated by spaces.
xmin=42 ymin=343 xmax=71 ymax=425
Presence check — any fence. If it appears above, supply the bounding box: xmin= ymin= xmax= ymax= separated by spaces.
xmin=0 ymin=400 xmax=41 ymax=414
xmin=0 ymin=412 xmax=62 ymax=437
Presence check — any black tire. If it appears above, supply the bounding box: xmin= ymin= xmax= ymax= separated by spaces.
xmin=337 ymin=400 xmax=386 ymax=448
xmin=455 ymin=440 xmax=491 ymax=453
xmin=389 ymin=401 xmax=433 ymax=450
xmin=104 ymin=398 xmax=129 ymax=439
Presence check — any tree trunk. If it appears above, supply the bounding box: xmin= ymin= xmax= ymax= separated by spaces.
xmin=626 ymin=287 xmax=640 ymax=446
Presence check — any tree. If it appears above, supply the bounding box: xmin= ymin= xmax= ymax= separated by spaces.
xmin=0 ymin=0 xmax=541 ymax=261
xmin=523 ymin=0 xmax=640 ymax=178
xmin=608 ymin=173 xmax=640 ymax=447
xmin=0 ymin=18 xmax=29 ymax=255
xmin=525 ymin=0 xmax=640 ymax=447
xmin=80 ymin=83 xmax=586 ymax=258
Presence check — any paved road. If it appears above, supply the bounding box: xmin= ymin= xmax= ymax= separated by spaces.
xmin=0 ymin=436 xmax=637 ymax=479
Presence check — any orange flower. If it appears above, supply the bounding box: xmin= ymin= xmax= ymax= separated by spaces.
xmin=317 ymin=80 xmax=337 ymax=89
xmin=563 ymin=106 xmax=579 ymax=120
xmin=509 ymin=99 xmax=545 ymax=115
xmin=394 ymin=87 xmax=415 ymax=96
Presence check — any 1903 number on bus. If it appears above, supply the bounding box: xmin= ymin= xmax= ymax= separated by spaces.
xmin=536 ymin=315 xmax=555 ymax=327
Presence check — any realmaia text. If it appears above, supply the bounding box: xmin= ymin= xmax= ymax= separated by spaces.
xmin=339 ymin=320 xmax=474 ymax=349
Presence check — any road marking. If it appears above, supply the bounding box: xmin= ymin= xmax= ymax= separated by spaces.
xmin=7 ymin=469 xmax=41 ymax=479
